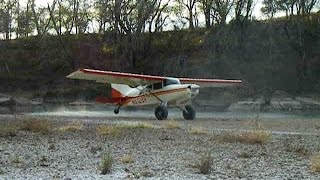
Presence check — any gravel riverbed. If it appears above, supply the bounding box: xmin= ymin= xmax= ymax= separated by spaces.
xmin=0 ymin=113 xmax=320 ymax=179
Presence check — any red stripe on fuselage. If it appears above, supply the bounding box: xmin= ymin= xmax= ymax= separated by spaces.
xmin=122 ymin=87 xmax=188 ymax=105
xmin=95 ymin=88 xmax=188 ymax=106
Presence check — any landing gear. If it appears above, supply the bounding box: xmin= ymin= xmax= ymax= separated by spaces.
xmin=114 ymin=106 xmax=120 ymax=114
xmin=155 ymin=104 xmax=168 ymax=120
xmin=183 ymin=105 xmax=195 ymax=120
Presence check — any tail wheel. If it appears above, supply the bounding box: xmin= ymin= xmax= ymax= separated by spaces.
xmin=114 ymin=106 xmax=120 ymax=114
xmin=183 ymin=105 xmax=195 ymax=120
xmin=155 ymin=105 xmax=168 ymax=120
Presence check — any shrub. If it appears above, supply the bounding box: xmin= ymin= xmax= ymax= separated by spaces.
xmin=237 ymin=151 xmax=253 ymax=158
xmin=11 ymin=156 xmax=23 ymax=164
xmin=163 ymin=120 xmax=180 ymax=129
xmin=189 ymin=127 xmax=208 ymax=135
xmin=97 ymin=125 xmax=121 ymax=136
xmin=0 ymin=123 xmax=19 ymax=137
xmin=97 ymin=123 xmax=154 ymax=137
xmin=197 ymin=153 xmax=213 ymax=174
xmin=218 ymin=130 xmax=271 ymax=144
xmin=310 ymin=153 xmax=320 ymax=172
xmin=119 ymin=122 xmax=154 ymax=129
xmin=120 ymin=154 xmax=134 ymax=164
xmin=20 ymin=118 xmax=53 ymax=134
xmin=100 ymin=153 xmax=113 ymax=174
xmin=59 ymin=121 xmax=83 ymax=132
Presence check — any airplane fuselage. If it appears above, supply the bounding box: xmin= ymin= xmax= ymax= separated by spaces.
xmin=122 ymin=84 xmax=199 ymax=107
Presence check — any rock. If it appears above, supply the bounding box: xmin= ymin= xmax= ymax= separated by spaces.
xmin=270 ymin=99 xmax=302 ymax=111
xmin=0 ymin=93 xmax=11 ymax=98
xmin=0 ymin=93 xmax=42 ymax=107
xmin=0 ymin=97 xmax=11 ymax=105
xmin=272 ymin=90 xmax=293 ymax=100
xmin=228 ymin=90 xmax=304 ymax=111
xmin=227 ymin=100 xmax=262 ymax=111
xmin=295 ymin=97 xmax=320 ymax=109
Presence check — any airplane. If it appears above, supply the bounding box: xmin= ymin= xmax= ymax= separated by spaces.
xmin=67 ymin=69 xmax=242 ymax=120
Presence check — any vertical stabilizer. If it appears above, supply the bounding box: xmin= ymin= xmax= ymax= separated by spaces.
xmin=111 ymin=84 xmax=132 ymax=98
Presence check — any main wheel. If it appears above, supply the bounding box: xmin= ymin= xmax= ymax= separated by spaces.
xmin=155 ymin=105 xmax=168 ymax=120
xmin=183 ymin=105 xmax=195 ymax=120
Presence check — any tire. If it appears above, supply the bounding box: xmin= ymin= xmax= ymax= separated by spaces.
xmin=155 ymin=105 xmax=168 ymax=120
xmin=183 ymin=105 xmax=195 ymax=120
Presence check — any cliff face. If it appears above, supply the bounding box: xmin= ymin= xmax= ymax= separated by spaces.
xmin=0 ymin=15 xmax=319 ymax=100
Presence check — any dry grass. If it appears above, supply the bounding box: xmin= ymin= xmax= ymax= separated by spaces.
xmin=11 ymin=156 xmax=23 ymax=164
xmin=97 ymin=125 xmax=121 ymax=136
xmin=119 ymin=122 xmax=154 ymax=129
xmin=20 ymin=118 xmax=54 ymax=134
xmin=197 ymin=153 xmax=213 ymax=174
xmin=162 ymin=120 xmax=180 ymax=129
xmin=0 ymin=122 xmax=19 ymax=137
xmin=237 ymin=151 xmax=253 ymax=158
xmin=218 ymin=130 xmax=271 ymax=144
xmin=310 ymin=153 xmax=320 ymax=172
xmin=100 ymin=153 xmax=113 ymax=174
xmin=97 ymin=123 xmax=154 ymax=137
xmin=284 ymin=138 xmax=309 ymax=156
xmin=120 ymin=154 xmax=134 ymax=164
xmin=58 ymin=121 xmax=84 ymax=132
xmin=189 ymin=127 xmax=208 ymax=135
xmin=218 ymin=120 xmax=271 ymax=144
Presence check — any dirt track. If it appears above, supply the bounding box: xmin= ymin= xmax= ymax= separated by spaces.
xmin=0 ymin=111 xmax=320 ymax=179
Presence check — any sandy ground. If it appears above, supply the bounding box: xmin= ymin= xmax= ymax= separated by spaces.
xmin=0 ymin=111 xmax=320 ymax=179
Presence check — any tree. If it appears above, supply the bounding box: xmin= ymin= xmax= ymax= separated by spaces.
xmin=94 ymin=0 xmax=113 ymax=33
xmin=30 ymin=1 xmax=51 ymax=36
xmin=177 ymin=0 xmax=198 ymax=29
xmin=199 ymin=0 xmax=213 ymax=28
xmin=147 ymin=0 xmax=171 ymax=33
xmin=212 ymin=0 xmax=234 ymax=25
xmin=0 ymin=0 xmax=16 ymax=40
xmin=234 ymin=0 xmax=254 ymax=23
xmin=16 ymin=0 xmax=35 ymax=37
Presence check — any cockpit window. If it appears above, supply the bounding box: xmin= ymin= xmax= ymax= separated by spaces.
xmin=144 ymin=78 xmax=179 ymax=92
xmin=164 ymin=78 xmax=180 ymax=86
xmin=153 ymin=82 xmax=163 ymax=90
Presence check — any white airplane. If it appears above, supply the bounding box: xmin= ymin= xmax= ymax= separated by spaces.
xmin=67 ymin=69 xmax=242 ymax=120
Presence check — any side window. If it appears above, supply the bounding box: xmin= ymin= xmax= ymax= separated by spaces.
xmin=153 ymin=82 xmax=163 ymax=90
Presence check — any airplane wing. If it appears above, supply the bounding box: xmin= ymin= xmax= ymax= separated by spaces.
xmin=179 ymin=78 xmax=242 ymax=88
xmin=66 ymin=69 xmax=164 ymax=87
xmin=67 ymin=69 xmax=242 ymax=88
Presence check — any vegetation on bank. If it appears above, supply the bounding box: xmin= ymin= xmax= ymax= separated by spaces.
xmin=0 ymin=0 xmax=319 ymax=101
